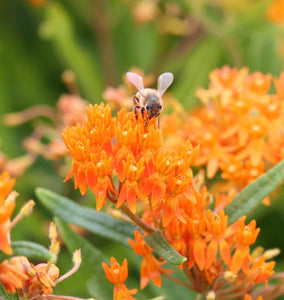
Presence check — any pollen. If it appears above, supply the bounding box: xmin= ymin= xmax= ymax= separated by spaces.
xmin=130 ymin=165 xmax=138 ymax=172
xmin=252 ymin=124 xmax=261 ymax=132
xmin=250 ymin=169 xmax=259 ymax=177
xmin=176 ymin=179 xmax=182 ymax=185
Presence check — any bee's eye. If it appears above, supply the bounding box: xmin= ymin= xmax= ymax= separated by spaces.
xmin=145 ymin=103 xmax=154 ymax=110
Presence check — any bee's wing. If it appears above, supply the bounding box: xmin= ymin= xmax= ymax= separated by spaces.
xmin=157 ymin=72 xmax=174 ymax=96
xmin=126 ymin=72 xmax=145 ymax=95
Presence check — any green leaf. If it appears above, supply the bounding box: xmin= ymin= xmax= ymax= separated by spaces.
xmin=12 ymin=241 xmax=56 ymax=262
xmin=243 ymin=31 xmax=282 ymax=74
xmin=225 ymin=159 xmax=284 ymax=225
xmin=0 ymin=282 xmax=9 ymax=300
xmin=36 ymin=188 xmax=136 ymax=245
xmin=55 ymin=217 xmax=113 ymax=300
xmin=172 ymin=37 xmax=223 ymax=109
xmin=0 ymin=241 xmax=55 ymax=262
xmin=144 ymin=231 xmax=187 ymax=265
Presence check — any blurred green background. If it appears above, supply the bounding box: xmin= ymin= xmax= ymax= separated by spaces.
xmin=1 ymin=0 xmax=284 ymax=298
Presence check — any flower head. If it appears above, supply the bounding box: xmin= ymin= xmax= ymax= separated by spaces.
xmin=102 ymin=257 xmax=137 ymax=300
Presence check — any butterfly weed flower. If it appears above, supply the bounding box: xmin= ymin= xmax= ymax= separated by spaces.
xmin=163 ymin=66 xmax=284 ymax=193
xmin=0 ymin=222 xmax=87 ymax=300
xmin=102 ymin=257 xmax=138 ymax=300
xmin=0 ymin=171 xmax=35 ymax=255
xmin=62 ymin=78 xmax=280 ymax=298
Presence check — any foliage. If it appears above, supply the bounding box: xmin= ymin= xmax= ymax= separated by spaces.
xmin=1 ymin=0 xmax=284 ymax=299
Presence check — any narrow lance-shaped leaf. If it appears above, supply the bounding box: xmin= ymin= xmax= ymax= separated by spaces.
xmin=36 ymin=188 xmax=136 ymax=245
xmin=172 ymin=37 xmax=223 ymax=109
xmin=0 ymin=241 xmax=55 ymax=263
xmin=225 ymin=159 xmax=284 ymax=225
xmin=144 ymin=231 xmax=187 ymax=265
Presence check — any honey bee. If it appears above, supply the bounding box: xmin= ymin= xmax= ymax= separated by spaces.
xmin=126 ymin=72 xmax=174 ymax=127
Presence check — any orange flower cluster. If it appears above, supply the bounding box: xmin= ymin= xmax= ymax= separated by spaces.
xmin=132 ymin=197 xmax=275 ymax=297
xmin=0 ymin=252 xmax=84 ymax=299
xmin=102 ymin=257 xmax=138 ymax=300
xmin=163 ymin=66 xmax=284 ymax=193
xmin=0 ymin=256 xmax=59 ymax=296
xmin=63 ymin=103 xmax=199 ymax=215
xmin=63 ymin=102 xmax=276 ymax=299
xmin=0 ymin=220 xmax=83 ymax=300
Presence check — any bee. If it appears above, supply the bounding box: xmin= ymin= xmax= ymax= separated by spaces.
xmin=126 ymin=72 xmax=174 ymax=127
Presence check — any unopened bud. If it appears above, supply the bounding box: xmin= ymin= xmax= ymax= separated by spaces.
xmin=49 ymin=222 xmax=58 ymax=240
xmin=20 ymin=200 xmax=35 ymax=217
xmin=5 ymin=191 xmax=18 ymax=206
xmin=251 ymin=246 xmax=264 ymax=258
xmin=73 ymin=249 xmax=82 ymax=264
xmin=50 ymin=240 xmax=60 ymax=257
xmin=264 ymin=248 xmax=280 ymax=260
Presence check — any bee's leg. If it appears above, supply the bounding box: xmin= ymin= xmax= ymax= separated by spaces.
xmin=144 ymin=117 xmax=149 ymax=129
xmin=141 ymin=107 xmax=146 ymax=119
xmin=152 ymin=113 xmax=160 ymax=129
xmin=134 ymin=105 xmax=139 ymax=120
xmin=133 ymin=96 xmax=140 ymax=120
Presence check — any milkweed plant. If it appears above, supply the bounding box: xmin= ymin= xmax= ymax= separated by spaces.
xmin=1 ymin=0 xmax=284 ymax=300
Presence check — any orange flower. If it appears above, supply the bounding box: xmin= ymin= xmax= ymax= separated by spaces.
xmin=0 ymin=225 xmax=82 ymax=299
xmin=0 ymin=256 xmax=28 ymax=293
xmin=0 ymin=256 xmax=59 ymax=297
xmin=164 ymin=218 xmax=187 ymax=256
xmin=102 ymin=257 xmax=137 ymax=300
xmin=247 ymin=255 xmax=275 ymax=284
xmin=204 ymin=210 xmax=232 ymax=268
xmin=116 ymin=155 xmax=146 ymax=213
xmin=85 ymin=151 xmax=116 ymax=211
xmin=63 ymin=103 xmax=116 ymax=205
xmin=219 ymin=156 xmax=244 ymax=182
xmin=128 ymin=230 xmax=172 ymax=289
xmin=186 ymin=213 xmax=206 ymax=270
xmin=102 ymin=257 xmax=129 ymax=285
xmin=0 ymin=171 xmax=16 ymax=254
xmin=230 ymin=217 xmax=260 ymax=274
xmin=25 ymin=262 xmax=60 ymax=296
xmin=267 ymin=0 xmax=284 ymax=24
xmin=209 ymin=65 xmax=248 ymax=90
xmin=246 ymin=72 xmax=271 ymax=95
xmin=162 ymin=66 xmax=284 ymax=197
xmin=244 ymin=294 xmax=263 ymax=300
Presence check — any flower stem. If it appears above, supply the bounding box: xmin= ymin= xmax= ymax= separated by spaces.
xmin=120 ymin=204 xmax=155 ymax=234
xmin=162 ymin=272 xmax=196 ymax=291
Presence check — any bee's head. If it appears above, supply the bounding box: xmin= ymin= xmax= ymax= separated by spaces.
xmin=144 ymin=97 xmax=163 ymax=117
